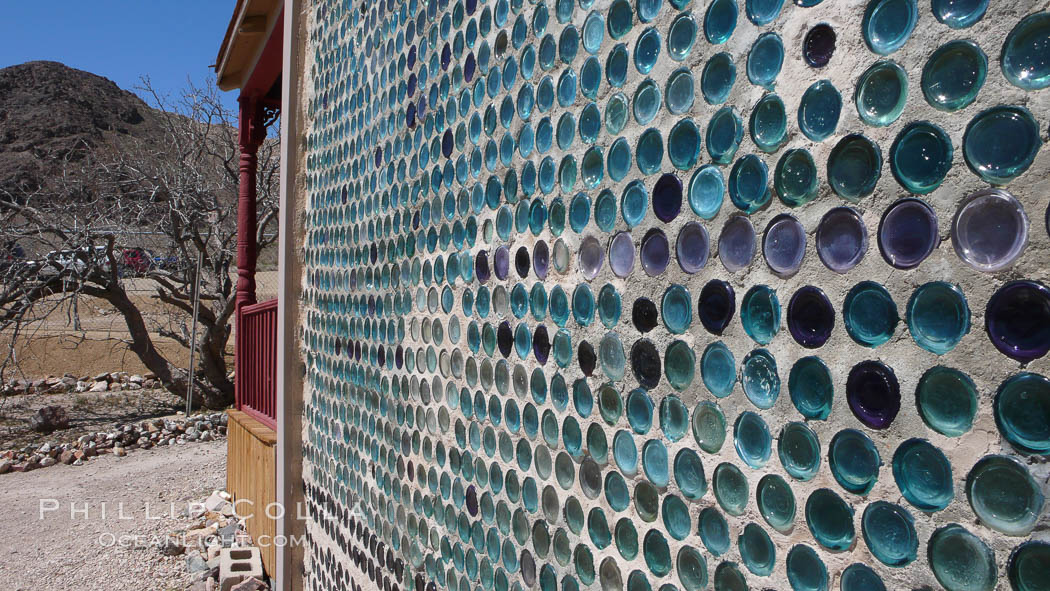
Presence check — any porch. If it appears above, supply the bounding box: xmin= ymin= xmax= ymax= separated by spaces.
xmin=215 ymin=0 xmax=286 ymax=580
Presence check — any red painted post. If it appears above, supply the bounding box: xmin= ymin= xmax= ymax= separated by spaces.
xmin=235 ymin=93 xmax=266 ymax=410
xmin=237 ymin=94 xmax=265 ymax=311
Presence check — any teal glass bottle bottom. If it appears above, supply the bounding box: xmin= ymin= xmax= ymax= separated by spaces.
xmin=928 ymin=524 xmax=998 ymax=591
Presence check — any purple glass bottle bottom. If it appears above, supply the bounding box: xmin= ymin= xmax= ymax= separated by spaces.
xmin=515 ymin=246 xmax=531 ymax=278
xmin=641 ymin=229 xmax=671 ymax=276
xmin=698 ymin=280 xmax=736 ymax=335
xmin=879 ymin=198 xmax=938 ymax=270
xmin=719 ymin=216 xmax=756 ymax=273
xmin=816 ymin=206 xmax=868 ymax=273
xmin=804 ymin=24 xmax=836 ymax=67
xmin=788 ymin=286 xmax=835 ymax=348
xmin=763 ymin=214 xmax=807 ymax=276
xmin=579 ymin=235 xmax=605 ymax=280
xmin=609 ymin=232 xmax=635 ymax=277
xmin=847 ymin=360 xmax=901 ymax=429
xmin=533 ymin=325 xmax=551 ymax=364
xmin=676 ymin=222 xmax=710 ymax=273
xmin=985 ymin=280 xmax=1050 ymax=362
xmin=493 ymin=246 xmax=510 ymax=280
xmin=475 ymin=250 xmax=491 ymax=283
xmin=653 ymin=173 xmax=684 ymax=223
xmin=533 ymin=241 xmax=550 ymax=279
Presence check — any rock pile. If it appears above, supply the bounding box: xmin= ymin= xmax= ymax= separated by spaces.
xmin=2 ymin=371 xmax=163 ymax=395
xmin=171 ymin=490 xmax=271 ymax=591
xmin=0 ymin=412 xmax=227 ymax=474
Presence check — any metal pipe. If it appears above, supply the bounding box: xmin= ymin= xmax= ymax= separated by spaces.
xmin=185 ymin=250 xmax=204 ymax=416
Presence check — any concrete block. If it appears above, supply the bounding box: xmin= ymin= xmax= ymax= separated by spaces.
xmin=219 ymin=547 xmax=263 ymax=591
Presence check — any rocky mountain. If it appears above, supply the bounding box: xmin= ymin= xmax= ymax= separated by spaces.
xmin=0 ymin=61 xmax=164 ymax=195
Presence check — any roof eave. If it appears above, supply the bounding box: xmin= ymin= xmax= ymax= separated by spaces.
xmin=214 ymin=0 xmax=283 ymax=92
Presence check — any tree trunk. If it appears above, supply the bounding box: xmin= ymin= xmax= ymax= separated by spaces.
xmin=198 ymin=321 xmax=234 ymax=402
xmin=104 ymin=283 xmax=233 ymax=410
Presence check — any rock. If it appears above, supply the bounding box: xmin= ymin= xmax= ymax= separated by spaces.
xmin=108 ymin=382 xmax=122 ymax=391
xmin=0 ymin=459 xmax=10 ymax=474
xmin=186 ymin=553 xmax=210 ymax=573
xmin=89 ymin=380 xmax=108 ymax=392
xmin=188 ymin=583 xmax=208 ymax=591
xmin=92 ymin=372 xmax=111 ymax=382
xmin=159 ymin=536 xmax=185 ymax=556
xmin=184 ymin=526 xmax=218 ymax=549
xmin=203 ymin=491 xmax=229 ymax=512
xmin=72 ymin=458 xmax=84 ymax=466
xmin=59 ymin=450 xmax=75 ymax=464
xmin=217 ymin=522 xmax=240 ymax=547
xmin=230 ymin=577 xmax=268 ymax=591
xmin=29 ymin=406 xmax=69 ymax=433
xmin=38 ymin=442 xmax=51 ymax=454
xmin=113 ymin=447 xmax=127 ymax=457
xmin=39 ymin=457 xmax=56 ymax=467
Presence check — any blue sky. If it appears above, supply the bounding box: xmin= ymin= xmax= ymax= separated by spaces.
xmin=1 ymin=1 xmax=240 ymax=111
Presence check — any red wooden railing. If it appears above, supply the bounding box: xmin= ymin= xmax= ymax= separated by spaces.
xmin=236 ymin=298 xmax=278 ymax=430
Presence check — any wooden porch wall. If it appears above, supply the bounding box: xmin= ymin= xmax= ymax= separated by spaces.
xmin=227 ymin=409 xmax=277 ymax=575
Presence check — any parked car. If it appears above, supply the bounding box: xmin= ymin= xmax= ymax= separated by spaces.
xmin=37 ymin=246 xmax=112 ymax=278
xmin=0 ymin=242 xmax=26 ymax=275
xmin=120 ymin=248 xmax=155 ymax=276
xmin=152 ymin=254 xmax=182 ymax=271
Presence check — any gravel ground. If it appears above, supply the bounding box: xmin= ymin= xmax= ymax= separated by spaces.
xmin=0 ymin=439 xmax=225 ymax=591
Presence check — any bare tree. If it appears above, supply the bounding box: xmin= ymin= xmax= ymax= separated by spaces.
xmin=0 ymin=79 xmax=279 ymax=409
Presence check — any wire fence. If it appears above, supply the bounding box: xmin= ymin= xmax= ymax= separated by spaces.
xmin=4 ymin=229 xmax=282 ymax=299
xmin=119 ymin=268 xmax=280 ymax=298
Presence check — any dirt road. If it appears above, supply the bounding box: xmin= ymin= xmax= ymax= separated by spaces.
xmin=0 ymin=440 xmax=225 ymax=591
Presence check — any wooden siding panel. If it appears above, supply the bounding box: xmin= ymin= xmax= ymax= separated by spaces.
xmin=227 ymin=410 xmax=277 ymax=575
